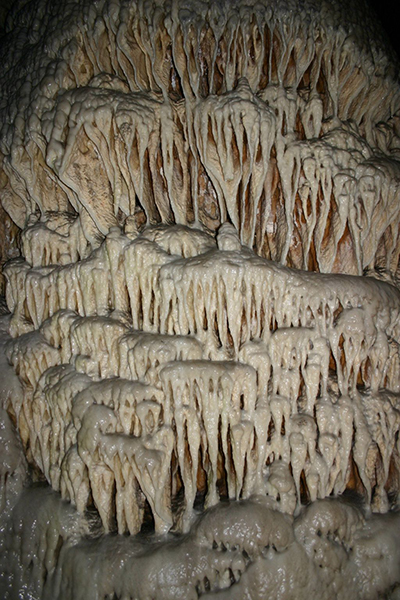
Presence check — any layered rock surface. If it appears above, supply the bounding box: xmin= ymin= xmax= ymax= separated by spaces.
xmin=2 ymin=0 xmax=400 ymax=598
xmin=4 ymin=222 xmax=400 ymax=539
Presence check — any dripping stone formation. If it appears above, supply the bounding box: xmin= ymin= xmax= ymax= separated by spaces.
xmin=1 ymin=0 xmax=400 ymax=598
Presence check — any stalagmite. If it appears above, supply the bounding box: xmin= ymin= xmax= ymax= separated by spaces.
xmin=2 ymin=0 xmax=400 ymax=597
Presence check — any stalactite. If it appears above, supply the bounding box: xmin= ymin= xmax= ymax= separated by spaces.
xmin=2 ymin=0 xmax=400 ymax=597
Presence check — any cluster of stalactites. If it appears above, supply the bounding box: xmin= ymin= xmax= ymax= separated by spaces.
xmin=7 ymin=310 xmax=400 ymax=534
xmin=2 ymin=0 xmax=399 ymax=124
xmin=4 ymin=224 xmax=400 ymax=534
xmin=2 ymin=0 xmax=400 ymax=277
xmin=5 ymin=224 xmax=400 ymax=352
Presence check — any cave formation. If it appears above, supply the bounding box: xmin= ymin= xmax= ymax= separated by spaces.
xmin=1 ymin=0 xmax=400 ymax=598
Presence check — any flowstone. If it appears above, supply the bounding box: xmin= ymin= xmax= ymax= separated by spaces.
xmin=1 ymin=0 xmax=400 ymax=598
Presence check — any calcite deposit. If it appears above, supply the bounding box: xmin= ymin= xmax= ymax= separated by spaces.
xmin=1 ymin=0 xmax=400 ymax=598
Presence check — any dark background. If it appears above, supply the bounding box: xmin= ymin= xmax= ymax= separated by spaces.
xmin=368 ymin=0 xmax=400 ymax=58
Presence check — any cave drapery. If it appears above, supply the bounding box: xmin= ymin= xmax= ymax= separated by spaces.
xmin=1 ymin=0 xmax=400 ymax=598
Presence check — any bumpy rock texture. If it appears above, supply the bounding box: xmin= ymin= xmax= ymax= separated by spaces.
xmin=1 ymin=0 xmax=400 ymax=598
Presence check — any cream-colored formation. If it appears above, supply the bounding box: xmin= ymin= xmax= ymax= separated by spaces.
xmin=2 ymin=0 xmax=400 ymax=275
xmin=4 ymin=222 xmax=400 ymax=538
xmin=2 ymin=0 xmax=400 ymax=598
